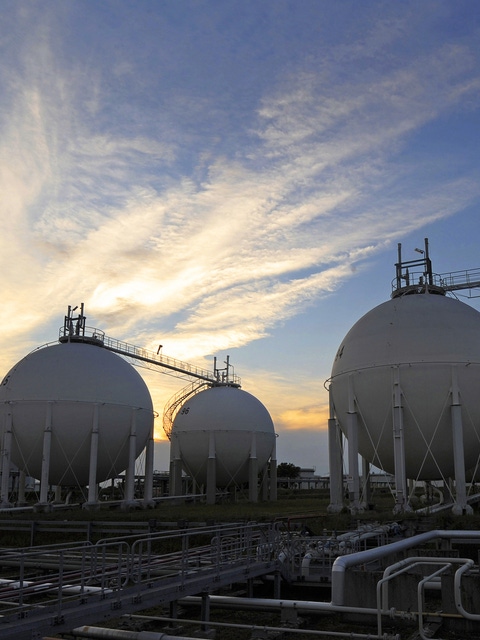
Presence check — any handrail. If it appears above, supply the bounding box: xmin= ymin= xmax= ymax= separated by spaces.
xmin=392 ymin=268 xmax=480 ymax=295
xmin=58 ymin=325 xmax=241 ymax=386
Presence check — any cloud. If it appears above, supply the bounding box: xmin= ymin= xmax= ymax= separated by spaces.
xmin=1 ymin=5 xmax=480 ymax=429
xmin=277 ymin=406 xmax=329 ymax=432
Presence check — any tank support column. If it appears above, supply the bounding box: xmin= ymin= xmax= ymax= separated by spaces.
xmin=270 ymin=440 xmax=277 ymax=501
xmin=17 ymin=471 xmax=26 ymax=505
xmin=206 ymin=431 xmax=216 ymax=505
xmin=85 ymin=404 xmax=99 ymax=509
xmin=451 ymin=366 xmax=473 ymax=515
xmin=169 ymin=434 xmax=183 ymax=497
xmin=143 ymin=422 xmax=155 ymax=507
xmin=37 ymin=402 xmax=53 ymax=511
xmin=392 ymin=367 xmax=410 ymax=514
xmin=249 ymin=431 xmax=258 ymax=502
xmin=346 ymin=375 xmax=362 ymax=513
xmin=328 ymin=389 xmax=344 ymax=513
xmin=122 ymin=408 xmax=138 ymax=508
xmin=361 ymin=457 xmax=371 ymax=509
xmin=0 ymin=411 xmax=13 ymax=507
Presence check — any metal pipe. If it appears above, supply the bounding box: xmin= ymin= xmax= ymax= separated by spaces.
xmin=331 ymin=529 xmax=480 ymax=605
xmin=127 ymin=613 xmax=401 ymax=640
xmin=417 ymin=565 xmax=451 ymax=640
xmin=375 ymin=557 xmax=472 ymax=638
xmin=454 ymin=561 xmax=480 ymax=620
xmin=380 ymin=555 xmax=473 ymax=610
xmin=182 ymin=594 xmax=383 ymax=617
xmin=72 ymin=625 xmax=208 ymax=640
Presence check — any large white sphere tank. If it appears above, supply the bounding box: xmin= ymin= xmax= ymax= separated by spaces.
xmin=330 ymin=292 xmax=480 ymax=480
xmin=171 ymin=386 xmax=275 ymax=487
xmin=0 ymin=341 xmax=154 ymax=486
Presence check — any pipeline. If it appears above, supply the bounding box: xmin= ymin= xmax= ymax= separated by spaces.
xmin=127 ymin=613 xmax=401 ymax=640
xmin=454 ymin=561 xmax=480 ymax=621
xmin=181 ymin=593 xmax=404 ymax=619
xmin=71 ymin=625 xmax=209 ymax=640
xmin=331 ymin=528 xmax=480 ymax=605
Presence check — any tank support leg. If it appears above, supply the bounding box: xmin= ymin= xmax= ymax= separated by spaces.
xmin=122 ymin=408 xmax=138 ymax=509
xmin=328 ymin=389 xmax=344 ymax=513
xmin=392 ymin=367 xmax=410 ymax=514
xmin=17 ymin=471 xmax=26 ymax=505
xmin=206 ymin=430 xmax=216 ymax=505
xmin=37 ymin=402 xmax=53 ymax=512
xmin=261 ymin=464 xmax=269 ymax=501
xmin=85 ymin=404 xmax=99 ymax=509
xmin=0 ymin=411 xmax=13 ymax=507
xmin=346 ymin=375 xmax=362 ymax=513
xmin=249 ymin=431 xmax=258 ymax=503
xmin=451 ymin=366 xmax=473 ymax=515
xmin=142 ymin=423 xmax=155 ymax=507
xmin=361 ymin=457 xmax=371 ymax=509
xmin=169 ymin=434 xmax=183 ymax=497
xmin=270 ymin=445 xmax=277 ymax=502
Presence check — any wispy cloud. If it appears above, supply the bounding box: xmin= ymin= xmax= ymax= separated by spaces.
xmin=1 ymin=5 xmax=480 ymax=445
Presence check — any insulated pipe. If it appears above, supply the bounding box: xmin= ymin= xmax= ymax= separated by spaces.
xmin=331 ymin=529 xmax=480 ymax=606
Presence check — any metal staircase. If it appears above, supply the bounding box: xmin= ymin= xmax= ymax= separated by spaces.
xmin=162 ymin=380 xmax=211 ymax=440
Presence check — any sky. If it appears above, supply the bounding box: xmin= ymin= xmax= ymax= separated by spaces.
xmin=1 ymin=0 xmax=480 ymax=476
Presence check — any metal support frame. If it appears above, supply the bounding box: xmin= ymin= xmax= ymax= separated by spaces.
xmin=169 ymin=434 xmax=183 ymax=497
xmin=361 ymin=456 xmax=371 ymax=510
xmin=392 ymin=367 xmax=409 ymax=514
xmin=328 ymin=387 xmax=344 ymax=513
xmin=248 ymin=431 xmax=258 ymax=503
xmin=38 ymin=402 xmax=53 ymax=509
xmin=0 ymin=411 xmax=13 ymax=508
xmin=85 ymin=404 xmax=100 ymax=509
xmin=269 ymin=442 xmax=277 ymax=502
xmin=206 ymin=431 xmax=216 ymax=505
xmin=122 ymin=408 xmax=138 ymax=508
xmin=143 ymin=422 xmax=155 ymax=506
xmin=450 ymin=366 xmax=473 ymax=515
xmin=346 ymin=374 xmax=362 ymax=513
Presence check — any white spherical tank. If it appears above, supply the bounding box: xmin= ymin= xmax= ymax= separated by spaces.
xmin=330 ymin=293 xmax=480 ymax=480
xmin=0 ymin=341 xmax=154 ymax=486
xmin=171 ymin=386 xmax=275 ymax=487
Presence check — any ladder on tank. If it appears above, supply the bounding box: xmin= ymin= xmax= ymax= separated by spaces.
xmin=162 ymin=380 xmax=211 ymax=440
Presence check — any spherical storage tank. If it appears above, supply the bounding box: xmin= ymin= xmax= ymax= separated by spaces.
xmin=330 ymin=293 xmax=480 ymax=480
xmin=171 ymin=386 xmax=275 ymax=487
xmin=0 ymin=341 xmax=154 ymax=486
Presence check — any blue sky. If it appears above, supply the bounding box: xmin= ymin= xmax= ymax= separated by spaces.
xmin=1 ymin=1 xmax=480 ymax=474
